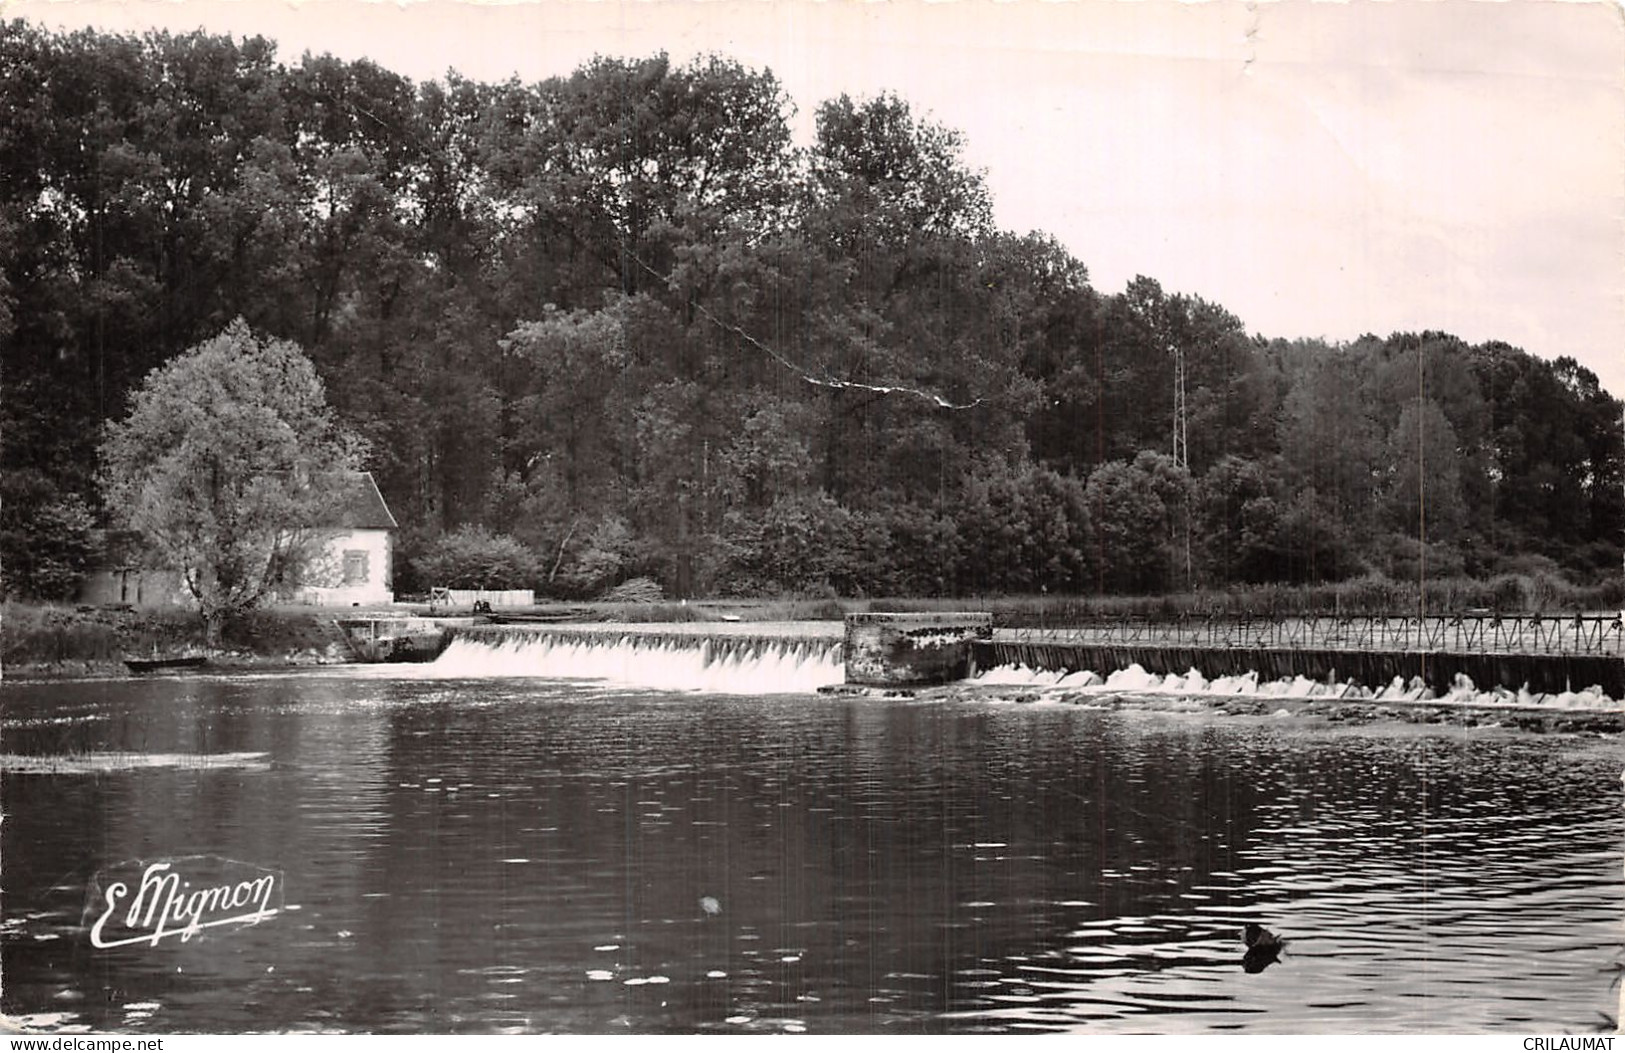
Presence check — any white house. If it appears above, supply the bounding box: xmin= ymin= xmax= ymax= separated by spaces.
xmin=79 ymin=471 xmax=399 ymax=608
xmin=289 ymin=471 xmax=398 ymax=607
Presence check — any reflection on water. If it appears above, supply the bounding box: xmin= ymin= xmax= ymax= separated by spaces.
xmin=2 ymin=670 xmax=1620 ymax=1034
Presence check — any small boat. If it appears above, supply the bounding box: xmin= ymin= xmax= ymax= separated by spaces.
xmin=484 ymin=610 xmax=588 ymax=625
xmin=124 ymin=655 xmax=208 ymax=674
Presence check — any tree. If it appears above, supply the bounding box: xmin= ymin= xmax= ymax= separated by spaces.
xmin=1275 ymin=345 xmax=1383 ymax=530
xmin=502 ymin=296 xmax=648 ymax=509
xmin=718 ymin=491 xmax=862 ymax=597
xmin=12 ymin=24 xmax=1619 ymax=602
xmin=0 ymin=23 xmax=305 ymax=539
xmin=98 ymin=320 xmax=363 ymax=643
xmin=0 ymin=470 xmax=96 ymax=600
xmin=1193 ymin=456 xmax=1282 ymax=585
xmin=1368 ymin=333 xmax=1491 ymax=526
xmin=1084 ymin=453 xmax=1189 ymax=593
xmin=1272 ymin=487 xmax=1360 ymax=584
xmin=547 ymin=515 xmax=641 ymax=597
xmin=955 ymin=459 xmax=1091 ymax=594
xmin=1381 ymin=398 xmax=1468 ymax=544
xmin=810 ymin=92 xmax=993 ymax=245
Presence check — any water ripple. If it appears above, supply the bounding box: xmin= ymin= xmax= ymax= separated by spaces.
xmin=1 ymin=677 xmax=1617 ymax=1034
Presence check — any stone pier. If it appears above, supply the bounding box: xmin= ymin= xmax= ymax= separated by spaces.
xmin=843 ymin=612 xmax=993 ymax=687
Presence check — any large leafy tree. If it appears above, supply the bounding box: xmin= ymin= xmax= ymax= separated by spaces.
xmin=1381 ymin=398 xmax=1468 ymax=545
xmin=496 ymin=53 xmax=798 ymax=302
xmin=98 ymin=320 xmax=362 ymax=641
xmin=1275 ymin=343 xmax=1384 ymax=531
xmin=1084 ymin=452 xmax=1190 ymax=594
xmin=798 ymin=92 xmax=1027 ymax=504
xmin=0 ymin=23 xmax=314 ymax=587
xmin=0 ymin=471 xmax=96 ymax=599
xmin=955 ymin=459 xmax=1092 ymax=595
xmin=1192 ymin=456 xmax=1283 ymax=586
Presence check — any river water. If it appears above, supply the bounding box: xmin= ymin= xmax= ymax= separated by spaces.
xmin=2 ymin=658 xmax=1621 ymax=1034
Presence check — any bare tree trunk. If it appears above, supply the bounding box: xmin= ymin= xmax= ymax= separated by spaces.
xmin=202 ymin=607 xmax=224 ymax=649
xmin=549 ymin=520 xmax=579 ymax=583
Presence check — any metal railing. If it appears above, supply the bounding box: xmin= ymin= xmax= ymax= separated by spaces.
xmin=996 ymin=612 xmax=1625 ymax=656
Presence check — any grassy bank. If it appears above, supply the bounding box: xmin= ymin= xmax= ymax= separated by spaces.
xmin=1 ymin=602 xmax=348 ymax=676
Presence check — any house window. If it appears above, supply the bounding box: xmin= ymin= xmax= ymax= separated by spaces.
xmin=342 ymin=550 xmax=369 ymax=585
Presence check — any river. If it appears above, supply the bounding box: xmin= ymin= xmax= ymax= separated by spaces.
xmin=2 ymin=659 xmax=1620 ymax=1034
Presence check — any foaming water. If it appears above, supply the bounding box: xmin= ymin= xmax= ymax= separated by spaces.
xmin=974 ymin=661 xmax=1621 ymax=710
xmin=412 ymin=633 xmax=844 ymax=695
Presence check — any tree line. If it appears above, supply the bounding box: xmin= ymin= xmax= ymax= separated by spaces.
xmin=3 ymin=22 xmax=1621 ymax=602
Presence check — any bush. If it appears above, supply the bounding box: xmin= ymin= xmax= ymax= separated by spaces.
xmin=1491 ymin=552 xmax=1571 ymax=581
xmin=1372 ymin=533 xmax=1467 ymax=582
xmin=1 ymin=602 xmax=201 ymax=664
xmin=601 ymin=576 xmax=663 ymax=603
xmin=959 ymin=463 xmax=1091 ymax=595
xmin=412 ymin=527 xmax=540 ymax=590
xmin=551 ymin=516 xmax=637 ymax=598
xmin=717 ymin=492 xmax=862 ymax=597
xmin=1270 ymin=488 xmax=1361 ymax=584
xmin=871 ymin=505 xmax=961 ymax=597
xmin=593 ymin=601 xmax=705 ymax=623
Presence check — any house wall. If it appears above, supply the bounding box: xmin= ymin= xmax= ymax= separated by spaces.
xmin=77 ymin=569 xmax=193 ymax=609
xmin=292 ymin=529 xmax=394 ymax=607
xmin=78 ymin=531 xmax=396 ymax=610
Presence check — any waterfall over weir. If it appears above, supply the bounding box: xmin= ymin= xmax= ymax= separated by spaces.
xmin=427 ymin=627 xmax=845 ymax=695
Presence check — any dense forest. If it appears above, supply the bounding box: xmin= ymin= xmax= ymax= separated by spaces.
xmin=3 ymin=22 xmax=1621 ymax=602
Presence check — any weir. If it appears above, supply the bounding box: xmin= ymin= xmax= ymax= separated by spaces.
xmin=439 ymin=624 xmax=844 ymax=694
xmin=974 ymin=640 xmax=1624 ymax=698
xmin=422 ymin=616 xmax=1620 ymax=702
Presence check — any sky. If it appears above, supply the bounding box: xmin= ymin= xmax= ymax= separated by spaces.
xmin=13 ymin=0 xmax=1625 ymax=399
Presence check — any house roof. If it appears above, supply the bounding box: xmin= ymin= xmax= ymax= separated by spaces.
xmin=322 ymin=471 xmax=399 ymax=531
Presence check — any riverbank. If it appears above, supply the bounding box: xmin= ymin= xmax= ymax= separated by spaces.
xmin=1 ymin=603 xmax=352 ymax=679
xmin=0 ymin=600 xmax=836 ymax=678
xmin=1 ymin=598 xmax=851 ymax=678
